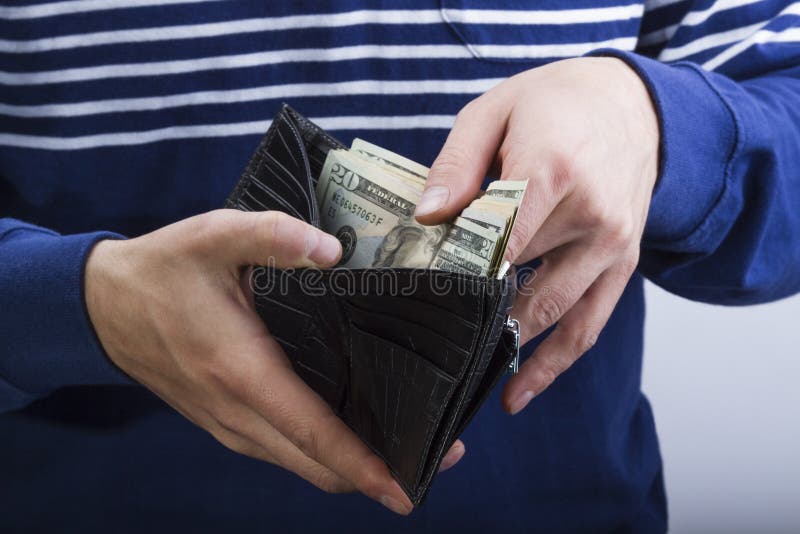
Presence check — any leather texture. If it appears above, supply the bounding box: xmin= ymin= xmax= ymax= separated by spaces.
xmin=225 ymin=105 xmax=517 ymax=505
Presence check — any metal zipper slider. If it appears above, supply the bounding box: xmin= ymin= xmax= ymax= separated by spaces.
xmin=504 ymin=316 xmax=520 ymax=375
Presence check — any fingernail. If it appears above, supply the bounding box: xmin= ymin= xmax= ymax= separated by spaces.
xmin=306 ymin=231 xmax=341 ymax=265
xmin=509 ymin=390 xmax=534 ymax=415
xmin=380 ymin=494 xmax=411 ymax=515
xmin=414 ymin=186 xmax=449 ymax=217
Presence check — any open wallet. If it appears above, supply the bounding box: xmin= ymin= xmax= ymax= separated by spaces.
xmin=224 ymin=104 xmax=521 ymax=506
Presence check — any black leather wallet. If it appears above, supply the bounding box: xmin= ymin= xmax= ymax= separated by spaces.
xmin=225 ymin=105 xmax=520 ymax=505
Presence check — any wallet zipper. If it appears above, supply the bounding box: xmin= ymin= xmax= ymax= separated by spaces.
xmin=504 ymin=316 xmax=520 ymax=375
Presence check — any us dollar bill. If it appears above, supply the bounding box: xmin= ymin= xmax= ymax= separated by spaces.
xmin=461 ymin=205 xmax=510 ymax=234
xmin=350 ymin=138 xmax=429 ymax=187
xmin=316 ymin=149 xmax=448 ymax=269
xmin=431 ymin=217 xmax=501 ymax=276
xmin=316 ymin=141 xmax=528 ymax=277
xmin=482 ymin=180 xmax=528 ymax=273
xmin=485 ymin=180 xmax=527 ymax=201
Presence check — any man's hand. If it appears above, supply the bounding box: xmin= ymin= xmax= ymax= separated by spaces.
xmin=85 ymin=209 xmax=464 ymax=514
xmin=415 ymin=57 xmax=659 ymax=415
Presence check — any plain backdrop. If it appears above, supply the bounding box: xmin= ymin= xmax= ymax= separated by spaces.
xmin=641 ymin=282 xmax=800 ymax=533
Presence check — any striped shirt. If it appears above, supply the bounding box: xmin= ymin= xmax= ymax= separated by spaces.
xmin=0 ymin=0 xmax=797 ymax=151
xmin=1 ymin=2 xmax=799 ymax=532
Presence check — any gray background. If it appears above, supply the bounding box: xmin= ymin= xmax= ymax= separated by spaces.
xmin=642 ymin=282 xmax=800 ymax=533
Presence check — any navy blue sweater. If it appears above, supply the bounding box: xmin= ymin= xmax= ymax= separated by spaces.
xmin=2 ymin=1 xmax=799 ymax=532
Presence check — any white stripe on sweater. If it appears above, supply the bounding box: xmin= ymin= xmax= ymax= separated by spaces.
xmin=704 ymin=26 xmax=800 ymax=69
xmin=639 ymin=0 xmax=763 ymax=47
xmin=441 ymin=5 xmax=643 ymax=25
xmin=0 ymin=38 xmax=637 ymax=86
xmin=0 ymin=78 xmax=505 ymax=118
xmin=0 ymin=115 xmax=457 ymax=150
xmin=0 ymin=7 xmax=642 ymax=53
xmin=659 ymin=2 xmax=800 ymax=61
xmin=0 ymin=0 xmax=221 ymax=20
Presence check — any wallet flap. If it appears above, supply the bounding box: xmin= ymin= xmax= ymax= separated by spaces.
xmin=226 ymin=104 xmax=342 ymax=227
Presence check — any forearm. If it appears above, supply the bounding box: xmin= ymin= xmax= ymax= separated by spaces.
xmin=0 ymin=218 xmax=132 ymax=413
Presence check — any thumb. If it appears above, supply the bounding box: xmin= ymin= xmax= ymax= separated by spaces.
xmin=414 ymin=96 xmax=509 ymax=224
xmin=209 ymin=209 xmax=341 ymax=269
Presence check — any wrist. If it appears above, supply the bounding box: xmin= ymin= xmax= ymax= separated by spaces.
xmin=604 ymin=56 xmax=661 ymax=193
xmin=84 ymin=238 xmax=134 ymax=369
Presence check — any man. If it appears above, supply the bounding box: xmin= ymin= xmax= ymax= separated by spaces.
xmin=1 ymin=1 xmax=798 ymax=532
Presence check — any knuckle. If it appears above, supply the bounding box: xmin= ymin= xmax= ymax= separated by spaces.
xmin=207 ymin=401 xmax=239 ymax=432
xmin=570 ymin=326 xmax=599 ymax=357
xmin=312 ymin=469 xmax=354 ymax=494
xmin=259 ymin=211 xmax=283 ymax=247
xmin=576 ymin=196 xmax=607 ymax=229
xmin=201 ymin=356 xmax=242 ymax=392
xmin=183 ymin=210 xmax=232 ymax=252
xmin=258 ymin=211 xmax=307 ymax=262
xmin=429 ymin=143 xmax=474 ymax=181
xmin=535 ymin=359 xmax=563 ymax=391
xmin=212 ymin=428 xmax=247 ymax=455
xmin=354 ymin=465 xmax=384 ymax=499
xmin=290 ymin=421 xmax=320 ymax=461
xmin=578 ymin=334 xmax=598 ymax=356
xmin=529 ymin=286 xmax=569 ymax=329
xmin=618 ymin=250 xmax=641 ymax=276
xmin=604 ymin=216 xmax=637 ymax=249
xmin=545 ymin=149 xmax=577 ymax=198
xmin=579 ymin=199 xmax=636 ymax=251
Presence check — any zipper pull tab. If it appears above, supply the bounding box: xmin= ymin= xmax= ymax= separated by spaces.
xmin=504 ymin=316 xmax=520 ymax=375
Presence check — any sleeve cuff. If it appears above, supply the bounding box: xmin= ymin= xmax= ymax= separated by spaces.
xmin=585 ymin=48 xmax=738 ymax=245
xmin=0 ymin=225 xmax=134 ymax=397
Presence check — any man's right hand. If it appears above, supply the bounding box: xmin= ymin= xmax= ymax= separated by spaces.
xmin=83 ymin=209 xmax=464 ymax=514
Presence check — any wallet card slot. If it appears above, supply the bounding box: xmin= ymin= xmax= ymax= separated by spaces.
xmin=345 ymin=293 xmax=480 ymax=344
xmin=345 ymin=323 xmax=459 ymax=497
xmin=344 ymin=302 xmax=469 ymax=380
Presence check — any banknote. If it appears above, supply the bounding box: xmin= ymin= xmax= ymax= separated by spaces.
xmin=316 ymin=141 xmax=527 ymax=277
xmin=316 ymin=149 xmax=448 ymax=269
xmin=485 ymin=180 xmax=527 ymax=201
xmin=461 ymin=205 xmax=510 ymax=234
xmin=350 ymin=138 xmax=429 ymax=187
xmin=431 ymin=217 xmax=502 ymax=276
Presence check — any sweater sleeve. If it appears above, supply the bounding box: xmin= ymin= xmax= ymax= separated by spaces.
xmin=588 ymin=3 xmax=800 ymax=305
xmin=0 ymin=218 xmax=133 ymax=413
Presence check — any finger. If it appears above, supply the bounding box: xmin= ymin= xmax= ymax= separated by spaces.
xmin=503 ymin=184 xmax=577 ymax=265
xmin=206 ymin=397 xmax=357 ymax=494
xmin=226 ymin=334 xmax=413 ymax=514
xmin=203 ymin=209 xmax=342 ymax=269
xmin=498 ymin=153 xmax=582 ymax=265
xmin=415 ymin=93 xmax=511 ymax=223
xmin=503 ymin=261 xmax=635 ymax=415
xmin=508 ymin=204 xmax=584 ymax=265
xmin=512 ymin=242 xmax=611 ymax=345
xmin=142 ymin=363 xmax=357 ymax=494
xmin=438 ymin=440 xmax=466 ymax=473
